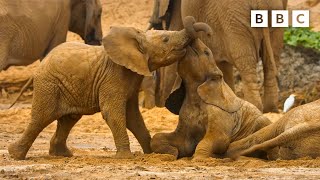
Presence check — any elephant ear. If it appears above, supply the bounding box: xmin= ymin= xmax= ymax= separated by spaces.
xmin=197 ymin=79 xmax=243 ymax=113
xmin=103 ymin=26 xmax=152 ymax=76
xmin=165 ymin=81 xmax=185 ymax=115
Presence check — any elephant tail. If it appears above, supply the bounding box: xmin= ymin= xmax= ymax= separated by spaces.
xmin=238 ymin=122 xmax=320 ymax=157
xmin=8 ymin=77 xmax=33 ymax=109
xmin=262 ymin=28 xmax=277 ymax=75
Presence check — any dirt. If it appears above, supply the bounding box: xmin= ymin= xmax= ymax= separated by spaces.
xmin=0 ymin=0 xmax=320 ymax=179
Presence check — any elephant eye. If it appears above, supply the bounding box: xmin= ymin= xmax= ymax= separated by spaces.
xmin=204 ymin=50 xmax=210 ymax=56
xmin=162 ymin=36 xmax=169 ymax=43
xmin=208 ymin=74 xmax=222 ymax=80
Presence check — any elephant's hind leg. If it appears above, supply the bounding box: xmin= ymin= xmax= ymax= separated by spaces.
xmin=49 ymin=114 xmax=82 ymax=157
xmin=194 ymin=128 xmax=230 ymax=159
xmin=126 ymin=95 xmax=152 ymax=153
xmin=8 ymin=112 xmax=56 ymax=160
xmin=234 ymin=55 xmax=263 ymax=111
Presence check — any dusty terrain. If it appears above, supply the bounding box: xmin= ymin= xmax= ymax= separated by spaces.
xmin=0 ymin=0 xmax=320 ymax=179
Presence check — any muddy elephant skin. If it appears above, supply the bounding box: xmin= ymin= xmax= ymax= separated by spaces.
xmin=8 ymin=17 xmax=212 ymax=160
xmin=151 ymin=39 xmax=271 ymax=159
xmin=226 ymin=99 xmax=320 ymax=160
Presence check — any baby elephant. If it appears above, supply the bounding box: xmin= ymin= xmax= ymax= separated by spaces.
xmin=8 ymin=17 xmax=212 ymax=160
xmin=226 ymin=99 xmax=320 ymax=160
xmin=151 ymin=39 xmax=271 ymax=159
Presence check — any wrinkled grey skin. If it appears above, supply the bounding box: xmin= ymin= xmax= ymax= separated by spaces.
xmin=0 ymin=0 xmax=102 ymax=71
xmin=151 ymin=39 xmax=271 ymax=159
xmin=8 ymin=18 xmax=212 ymax=160
xmin=151 ymin=40 xmax=271 ymax=158
xmin=226 ymin=99 xmax=320 ymax=160
xmin=141 ymin=0 xmax=183 ymax=109
xmin=149 ymin=0 xmax=287 ymax=113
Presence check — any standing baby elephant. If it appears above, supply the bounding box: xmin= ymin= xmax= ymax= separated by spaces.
xmin=151 ymin=39 xmax=271 ymax=159
xmin=8 ymin=17 xmax=212 ymax=160
xmin=226 ymin=99 xmax=320 ymax=160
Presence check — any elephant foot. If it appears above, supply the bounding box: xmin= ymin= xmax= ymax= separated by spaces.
xmin=49 ymin=144 xmax=73 ymax=157
xmin=192 ymin=155 xmax=210 ymax=162
xmin=150 ymin=134 xmax=179 ymax=159
xmin=8 ymin=142 xmax=28 ymax=160
xmin=114 ymin=150 xmax=134 ymax=159
xmin=142 ymin=145 xmax=152 ymax=154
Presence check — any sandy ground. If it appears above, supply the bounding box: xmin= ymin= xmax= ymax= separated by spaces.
xmin=3 ymin=107 xmax=320 ymax=179
xmin=0 ymin=0 xmax=320 ymax=179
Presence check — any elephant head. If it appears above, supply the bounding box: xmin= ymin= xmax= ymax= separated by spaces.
xmin=165 ymin=39 xmax=242 ymax=115
xmin=102 ymin=16 xmax=212 ymax=77
xmin=69 ymin=0 xmax=103 ymax=45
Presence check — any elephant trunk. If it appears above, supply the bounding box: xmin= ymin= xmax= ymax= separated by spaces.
xmin=183 ymin=16 xmax=212 ymax=39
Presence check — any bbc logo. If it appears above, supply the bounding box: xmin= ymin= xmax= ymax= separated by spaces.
xmin=251 ymin=10 xmax=309 ymax=27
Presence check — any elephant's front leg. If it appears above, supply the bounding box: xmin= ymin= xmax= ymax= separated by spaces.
xmin=126 ymin=94 xmax=152 ymax=153
xmin=151 ymin=132 xmax=182 ymax=159
xmin=102 ymin=100 xmax=133 ymax=159
xmin=193 ymin=128 xmax=230 ymax=160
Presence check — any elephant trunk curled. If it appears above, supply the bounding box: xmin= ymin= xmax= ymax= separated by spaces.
xmin=183 ymin=16 xmax=212 ymax=39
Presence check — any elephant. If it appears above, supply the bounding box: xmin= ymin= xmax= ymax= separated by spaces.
xmin=226 ymin=99 xmax=320 ymax=160
xmin=8 ymin=17 xmax=212 ymax=160
xmin=139 ymin=0 xmax=184 ymax=109
xmin=149 ymin=0 xmax=287 ymax=113
xmin=150 ymin=39 xmax=271 ymax=159
xmin=140 ymin=76 xmax=156 ymax=109
xmin=0 ymin=0 xmax=102 ymax=71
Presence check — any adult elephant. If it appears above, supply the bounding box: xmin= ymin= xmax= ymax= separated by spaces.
xmin=149 ymin=0 xmax=287 ymax=112
xmin=0 ymin=0 xmax=102 ymax=71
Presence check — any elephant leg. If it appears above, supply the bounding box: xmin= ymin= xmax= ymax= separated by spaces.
xmin=141 ymin=76 xmax=155 ymax=109
xmin=102 ymin=101 xmax=133 ymax=159
xmin=126 ymin=95 xmax=152 ymax=154
xmin=193 ymin=129 xmax=230 ymax=159
xmin=8 ymin=111 xmax=56 ymax=160
xmin=234 ymin=55 xmax=263 ymax=111
xmin=0 ymin=40 xmax=9 ymax=71
xmin=151 ymin=132 xmax=180 ymax=158
xmin=262 ymin=66 xmax=279 ymax=113
xmin=49 ymin=114 xmax=82 ymax=157
xmin=262 ymin=29 xmax=283 ymax=113
xmin=217 ymin=61 xmax=234 ymax=91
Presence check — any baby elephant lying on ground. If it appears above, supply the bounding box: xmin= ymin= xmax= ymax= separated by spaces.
xmin=151 ymin=39 xmax=272 ymax=159
xmin=226 ymin=99 xmax=320 ymax=160
xmin=8 ymin=17 xmax=212 ymax=160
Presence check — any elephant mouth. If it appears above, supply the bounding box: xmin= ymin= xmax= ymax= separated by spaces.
xmin=84 ymin=29 xmax=102 ymax=45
